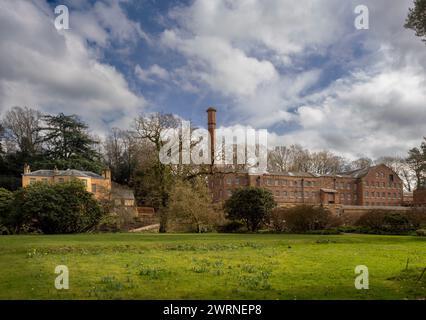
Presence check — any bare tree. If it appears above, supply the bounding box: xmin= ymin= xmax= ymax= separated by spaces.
xmin=167 ymin=178 xmax=218 ymax=233
xmin=133 ymin=113 xmax=180 ymax=233
xmin=376 ymin=156 xmax=416 ymax=191
xmin=3 ymin=106 xmax=43 ymax=154
xmin=268 ymin=146 xmax=294 ymax=172
xmin=268 ymin=145 xmax=348 ymax=174
xmin=406 ymin=139 xmax=426 ymax=189
xmin=103 ymin=128 xmax=147 ymax=184
xmin=350 ymin=157 xmax=374 ymax=170
xmin=309 ymin=151 xmax=347 ymax=175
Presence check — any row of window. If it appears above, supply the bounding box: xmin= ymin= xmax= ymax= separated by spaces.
xmin=375 ymin=172 xmax=387 ymax=178
xmin=264 ymin=179 xmax=321 ymax=187
xmin=222 ymin=177 xmax=401 ymax=189
xmin=336 ymin=182 xmax=357 ymax=191
xmin=340 ymin=193 xmax=358 ymax=201
xmin=365 ymin=191 xmax=401 ymax=199
xmin=273 ymin=191 xmax=317 ymax=198
xmin=114 ymin=199 xmax=134 ymax=207
xmin=225 ymin=177 xmax=247 ymax=185
xmin=365 ymin=181 xmax=400 ymax=189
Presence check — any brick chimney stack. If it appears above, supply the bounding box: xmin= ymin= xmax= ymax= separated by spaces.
xmin=207 ymin=107 xmax=216 ymax=164
xmin=23 ymin=163 xmax=31 ymax=174
xmin=103 ymin=168 xmax=111 ymax=181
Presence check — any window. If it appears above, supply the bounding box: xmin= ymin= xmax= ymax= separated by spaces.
xmin=92 ymin=184 xmax=97 ymax=193
xmin=124 ymin=200 xmax=134 ymax=207
xmin=81 ymin=179 xmax=87 ymax=186
xmin=235 ymin=178 xmax=240 ymax=185
xmin=365 ymin=191 xmax=369 ymax=197
xmin=29 ymin=178 xmax=36 ymax=185
xmin=59 ymin=178 xmax=64 ymax=183
xmin=226 ymin=178 xmax=232 ymax=185
xmin=389 ymin=174 xmax=394 ymax=182
xmin=42 ymin=178 xmax=48 ymax=183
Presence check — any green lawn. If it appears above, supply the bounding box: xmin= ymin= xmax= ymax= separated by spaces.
xmin=0 ymin=233 xmax=425 ymax=300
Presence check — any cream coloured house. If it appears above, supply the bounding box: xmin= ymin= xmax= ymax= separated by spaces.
xmin=22 ymin=164 xmax=112 ymax=200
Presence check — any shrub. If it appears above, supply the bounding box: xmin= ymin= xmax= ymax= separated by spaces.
xmin=224 ymin=187 xmax=276 ymax=232
xmin=416 ymin=229 xmax=426 ymax=237
xmin=269 ymin=208 xmax=287 ymax=232
xmin=167 ymin=179 xmax=220 ymax=233
xmin=96 ymin=213 xmax=121 ymax=233
xmin=7 ymin=180 xmax=104 ymax=234
xmin=406 ymin=208 xmax=426 ymax=228
xmin=356 ymin=209 xmax=423 ymax=234
xmin=0 ymin=188 xmax=14 ymax=233
xmin=270 ymin=205 xmax=337 ymax=233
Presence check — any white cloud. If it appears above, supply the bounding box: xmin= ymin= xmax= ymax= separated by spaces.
xmin=272 ymin=65 xmax=426 ymax=159
xmin=135 ymin=64 xmax=170 ymax=83
xmin=161 ymin=0 xmax=426 ymax=159
xmin=160 ymin=0 xmax=348 ymax=123
xmin=161 ymin=31 xmax=279 ymax=97
xmin=0 ymin=0 xmax=146 ymax=134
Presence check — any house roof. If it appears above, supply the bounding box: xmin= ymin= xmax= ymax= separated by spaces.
xmin=267 ymin=171 xmax=317 ymax=178
xmin=24 ymin=169 xmax=105 ymax=179
xmin=337 ymin=166 xmax=371 ymax=178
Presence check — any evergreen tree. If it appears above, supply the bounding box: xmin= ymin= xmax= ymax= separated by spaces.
xmin=405 ymin=0 xmax=426 ymax=42
xmin=38 ymin=113 xmax=103 ymax=173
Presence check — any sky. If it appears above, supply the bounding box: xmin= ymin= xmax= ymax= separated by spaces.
xmin=0 ymin=0 xmax=425 ymax=160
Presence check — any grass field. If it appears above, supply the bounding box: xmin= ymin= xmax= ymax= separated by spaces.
xmin=0 ymin=233 xmax=425 ymax=300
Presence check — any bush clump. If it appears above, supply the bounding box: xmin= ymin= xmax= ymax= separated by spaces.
xmin=1 ymin=180 xmax=104 ymax=234
xmin=224 ymin=187 xmax=276 ymax=232
xmin=355 ymin=209 xmax=426 ymax=235
xmin=269 ymin=205 xmax=340 ymax=233
xmin=416 ymin=229 xmax=426 ymax=237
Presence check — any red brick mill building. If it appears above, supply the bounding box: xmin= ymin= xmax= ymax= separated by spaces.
xmin=205 ymin=108 xmax=405 ymax=219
